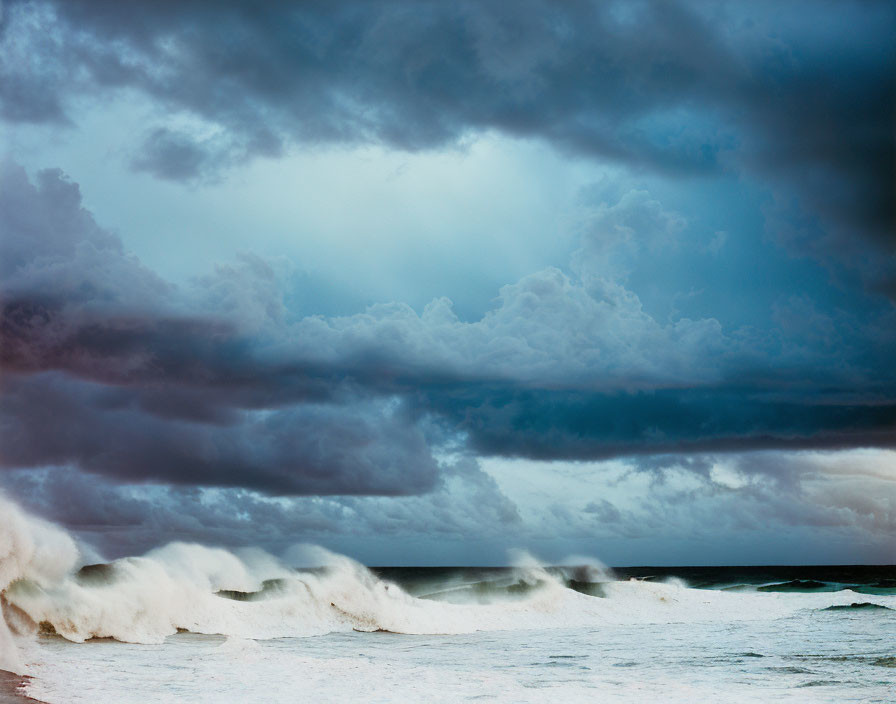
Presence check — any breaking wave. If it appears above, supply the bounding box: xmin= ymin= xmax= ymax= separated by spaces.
xmin=2 ymin=495 xmax=895 ymax=677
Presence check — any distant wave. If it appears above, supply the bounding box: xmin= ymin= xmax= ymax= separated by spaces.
xmin=720 ymin=579 xmax=896 ymax=595
xmin=822 ymin=602 xmax=893 ymax=611
xmin=757 ymin=579 xmax=833 ymax=592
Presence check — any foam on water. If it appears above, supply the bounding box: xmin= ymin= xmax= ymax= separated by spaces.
xmin=8 ymin=537 xmax=892 ymax=649
xmin=2 ymin=495 xmax=895 ymax=702
xmin=19 ymin=611 xmax=896 ymax=704
xmin=0 ymin=496 xmax=81 ymax=674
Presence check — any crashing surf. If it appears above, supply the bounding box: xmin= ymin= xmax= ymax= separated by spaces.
xmin=2 ymin=495 xmax=895 ymax=683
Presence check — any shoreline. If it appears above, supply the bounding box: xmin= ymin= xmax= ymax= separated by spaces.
xmin=0 ymin=672 xmax=45 ymax=704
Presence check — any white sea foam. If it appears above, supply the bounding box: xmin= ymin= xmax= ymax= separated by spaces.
xmin=2 ymin=494 xmax=895 ymax=702
xmin=0 ymin=496 xmax=81 ymax=673
xmin=3 ymin=497 xmax=895 ymax=654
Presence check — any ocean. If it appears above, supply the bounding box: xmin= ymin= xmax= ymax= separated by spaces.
xmin=4 ymin=551 xmax=895 ymax=703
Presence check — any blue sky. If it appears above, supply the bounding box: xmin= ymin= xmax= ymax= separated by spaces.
xmin=1 ymin=0 xmax=894 ymax=564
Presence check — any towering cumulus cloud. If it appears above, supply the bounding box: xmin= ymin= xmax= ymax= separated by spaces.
xmin=0 ymin=163 xmax=443 ymax=495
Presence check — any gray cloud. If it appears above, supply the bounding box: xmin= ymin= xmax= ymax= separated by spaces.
xmin=0 ymin=373 xmax=439 ymax=496
xmin=422 ymin=386 xmax=896 ymax=461
xmin=130 ymin=126 xmax=281 ymax=182
xmin=1 ymin=161 xmax=894 ymax=498
xmin=2 ymin=0 xmax=892 ymax=292
xmin=1 ymin=0 xmax=893 ymax=565
xmin=1 ymin=458 xmax=519 ymax=559
xmin=484 ymin=450 xmax=896 ymax=563
xmin=6 ymin=448 xmax=893 ymax=565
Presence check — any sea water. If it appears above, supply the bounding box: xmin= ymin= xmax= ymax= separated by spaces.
xmin=2 ymin=498 xmax=894 ymax=703
xmin=16 ymin=600 xmax=896 ymax=703
xmin=9 ymin=565 xmax=896 ymax=703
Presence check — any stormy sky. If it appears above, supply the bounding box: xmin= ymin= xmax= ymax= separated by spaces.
xmin=1 ymin=0 xmax=894 ymax=565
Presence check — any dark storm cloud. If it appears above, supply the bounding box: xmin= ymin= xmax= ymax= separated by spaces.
xmin=5 ymin=448 xmax=893 ymax=563
xmin=418 ymin=386 xmax=896 ymax=461
xmin=1 ymin=459 xmax=519 ymax=558
xmin=2 ymin=0 xmax=892 ymax=287
xmin=1 ymin=161 xmax=894 ymax=497
xmin=0 ymin=373 xmax=439 ymax=495
xmin=0 ymin=162 xmax=446 ymax=495
xmin=0 ymin=0 xmax=755 ymax=161
xmin=130 ymin=127 xmax=222 ymax=183
xmin=0 ymin=297 xmax=340 ymax=409
xmin=129 ymin=126 xmax=282 ymax=182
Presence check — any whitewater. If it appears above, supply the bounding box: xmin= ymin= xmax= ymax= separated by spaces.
xmin=1 ymin=497 xmax=894 ymax=703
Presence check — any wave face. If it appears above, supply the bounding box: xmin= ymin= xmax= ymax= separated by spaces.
xmin=0 ymin=497 xmax=80 ymax=674
xmin=2 ymin=495 xmax=896 ymax=681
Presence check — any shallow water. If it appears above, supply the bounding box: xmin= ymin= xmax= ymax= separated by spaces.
xmin=22 ymin=602 xmax=896 ymax=703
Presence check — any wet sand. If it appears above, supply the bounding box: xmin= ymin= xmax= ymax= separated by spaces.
xmin=0 ymin=672 xmax=45 ymax=704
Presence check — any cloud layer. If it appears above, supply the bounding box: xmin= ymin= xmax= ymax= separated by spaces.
xmin=1 ymin=0 xmax=893 ymax=561
xmin=3 ymin=448 xmax=893 ymax=564
xmin=2 ymin=162 xmax=894 ymax=499
xmin=3 ymin=0 xmax=893 ymax=290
